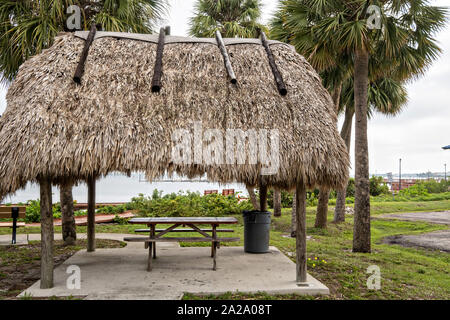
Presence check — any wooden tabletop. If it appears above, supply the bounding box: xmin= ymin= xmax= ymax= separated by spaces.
xmin=128 ymin=217 xmax=238 ymax=225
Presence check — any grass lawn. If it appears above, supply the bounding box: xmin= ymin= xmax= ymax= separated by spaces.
xmin=0 ymin=199 xmax=448 ymax=300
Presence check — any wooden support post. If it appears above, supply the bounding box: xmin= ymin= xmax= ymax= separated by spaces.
xmin=212 ymin=224 xmax=217 ymax=270
xmin=73 ymin=23 xmax=97 ymax=84
xmin=87 ymin=176 xmax=96 ymax=252
xmin=151 ymin=224 xmax=156 ymax=259
xmin=151 ymin=27 xmax=166 ymax=93
xmin=295 ymin=182 xmax=307 ymax=284
xmin=273 ymin=187 xmax=282 ymax=217
xmin=147 ymin=242 xmax=153 ymax=271
xmin=259 ymin=30 xmax=287 ymax=96
xmin=60 ymin=180 xmax=76 ymax=245
xmin=39 ymin=177 xmax=54 ymax=289
xmin=164 ymin=26 xmax=171 ymax=36
xmin=258 ymin=181 xmax=268 ymax=212
xmin=215 ymin=30 xmax=237 ymax=84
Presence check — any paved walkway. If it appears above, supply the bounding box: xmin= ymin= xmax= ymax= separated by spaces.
xmin=379 ymin=211 xmax=450 ymax=252
xmin=379 ymin=211 xmax=450 ymax=225
xmin=10 ymin=233 xmax=329 ymax=299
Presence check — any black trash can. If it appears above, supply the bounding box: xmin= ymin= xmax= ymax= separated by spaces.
xmin=242 ymin=210 xmax=271 ymax=253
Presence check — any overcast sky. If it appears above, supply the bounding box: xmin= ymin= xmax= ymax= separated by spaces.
xmin=1 ymin=0 xmax=448 ymax=176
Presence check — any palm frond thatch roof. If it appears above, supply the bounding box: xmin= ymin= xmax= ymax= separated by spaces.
xmin=0 ymin=32 xmax=349 ymax=198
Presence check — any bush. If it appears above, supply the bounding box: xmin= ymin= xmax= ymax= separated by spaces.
xmin=346 ymin=178 xmax=355 ymax=197
xmin=266 ymin=189 xmax=320 ymax=208
xmin=267 ymin=189 xmax=294 ymax=208
xmin=96 ymin=204 xmax=128 ymax=214
xmin=130 ymin=190 xmax=253 ymax=217
xmin=415 ymin=179 xmax=450 ymax=194
xmin=399 ymin=183 xmax=429 ymax=197
xmin=25 ymin=200 xmax=41 ymax=223
xmin=24 ymin=199 xmax=131 ymax=223
xmin=25 ymin=199 xmax=61 ymax=223
xmin=370 ymin=176 xmax=390 ymax=196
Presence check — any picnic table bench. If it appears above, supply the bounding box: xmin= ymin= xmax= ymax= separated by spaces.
xmin=124 ymin=217 xmax=240 ymax=271
xmin=0 ymin=206 xmax=26 ymax=244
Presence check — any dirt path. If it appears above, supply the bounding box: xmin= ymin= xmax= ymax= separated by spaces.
xmin=383 ymin=230 xmax=450 ymax=252
xmin=378 ymin=211 xmax=450 ymax=225
xmin=379 ymin=211 xmax=450 ymax=252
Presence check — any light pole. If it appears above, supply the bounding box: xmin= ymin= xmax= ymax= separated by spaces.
xmin=445 ymin=163 xmax=447 ymax=181
xmin=399 ymin=158 xmax=402 ymax=191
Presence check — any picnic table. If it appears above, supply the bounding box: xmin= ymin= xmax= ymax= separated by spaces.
xmin=125 ymin=217 xmax=240 ymax=271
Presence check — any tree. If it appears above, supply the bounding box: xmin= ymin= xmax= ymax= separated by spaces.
xmin=271 ymin=0 xmax=446 ymax=252
xmin=0 ymin=1 xmax=167 ymax=244
xmin=273 ymin=188 xmax=281 ymax=217
xmin=334 ymin=73 xmax=408 ymax=222
xmin=188 ymin=0 xmax=266 ymax=38
xmin=291 ymin=192 xmax=296 ymax=237
xmin=60 ymin=181 xmax=76 ymax=245
xmin=0 ymin=0 xmax=167 ymax=83
xmin=246 ymin=185 xmax=260 ymax=210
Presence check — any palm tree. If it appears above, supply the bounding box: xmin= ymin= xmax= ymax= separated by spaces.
xmin=273 ymin=188 xmax=282 ymax=217
xmin=1 ymin=0 xmax=167 ymax=245
xmin=190 ymin=0 xmax=267 ymax=211
xmin=0 ymin=0 xmax=166 ymax=83
xmin=334 ymin=74 xmax=408 ymax=220
xmin=271 ymin=0 xmax=446 ymax=252
xmin=188 ymin=0 xmax=266 ymax=38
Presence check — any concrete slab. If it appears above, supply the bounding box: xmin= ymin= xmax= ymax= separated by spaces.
xmin=19 ymin=237 xmax=329 ymax=299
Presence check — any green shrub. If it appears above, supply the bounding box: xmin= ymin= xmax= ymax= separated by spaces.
xmin=25 ymin=200 xmax=62 ymax=223
xmin=415 ymin=179 xmax=450 ymax=194
xmin=267 ymin=189 xmax=294 ymax=208
xmin=96 ymin=204 xmax=127 ymax=214
xmin=113 ymin=214 xmax=130 ymax=224
xmin=370 ymin=176 xmax=390 ymax=196
xmin=398 ymin=183 xmax=429 ymax=197
xmin=130 ymin=190 xmax=253 ymax=217
xmin=25 ymin=200 xmax=41 ymax=223
xmin=346 ymin=178 xmax=355 ymax=197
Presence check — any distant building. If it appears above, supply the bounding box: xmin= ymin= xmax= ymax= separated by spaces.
xmin=389 ymin=180 xmax=418 ymax=191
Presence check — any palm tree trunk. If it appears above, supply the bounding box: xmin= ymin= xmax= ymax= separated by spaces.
xmin=353 ymin=48 xmax=371 ymax=253
xmin=315 ymin=82 xmax=342 ymax=228
xmin=314 ymin=188 xmax=329 ymax=228
xmin=60 ymin=181 xmax=76 ymax=245
xmin=273 ymin=188 xmax=282 ymax=217
xmin=259 ymin=182 xmax=268 ymax=212
xmin=334 ymin=106 xmax=354 ymax=223
xmin=246 ymin=185 xmax=260 ymax=211
xmin=291 ymin=192 xmax=297 ymax=237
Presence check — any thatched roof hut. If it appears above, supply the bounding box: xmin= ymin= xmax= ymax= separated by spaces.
xmin=0 ymin=31 xmax=348 ymax=198
xmin=0 ymin=30 xmax=349 ymax=288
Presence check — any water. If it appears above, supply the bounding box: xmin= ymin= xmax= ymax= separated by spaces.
xmin=1 ymin=172 xmax=247 ymax=204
